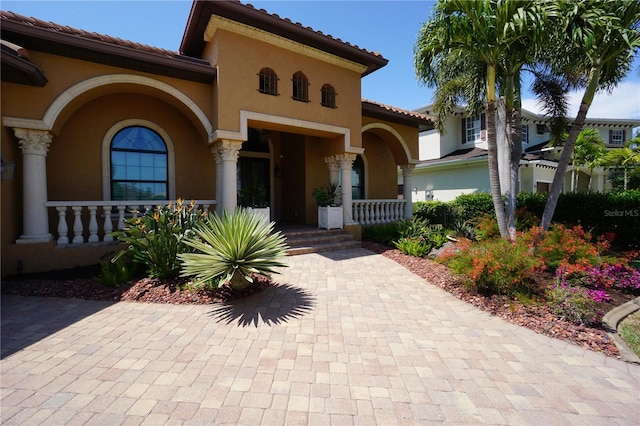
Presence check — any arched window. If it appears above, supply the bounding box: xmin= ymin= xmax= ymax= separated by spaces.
xmin=321 ymin=84 xmax=336 ymax=108
xmin=110 ymin=126 xmax=168 ymax=200
xmin=258 ymin=68 xmax=278 ymax=95
xmin=352 ymin=155 xmax=365 ymax=200
xmin=292 ymin=71 xmax=309 ymax=102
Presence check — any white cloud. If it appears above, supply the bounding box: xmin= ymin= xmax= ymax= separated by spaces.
xmin=522 ymin=81 xmax=640 ymax=119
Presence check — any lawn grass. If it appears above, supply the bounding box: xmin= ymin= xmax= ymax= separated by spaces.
xmin=619 ymin=310 xmax=640 ymax=357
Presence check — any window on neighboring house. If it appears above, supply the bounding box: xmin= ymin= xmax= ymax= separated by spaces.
xmin=609 ymin=129 xmax=626 ymax=145
xmin=258 ymin=68 xmax=278 ymax=95
xmin=292 ymin=71 xmax=309 ymax=102
xmin=521 ymin=125 xmax=529 ymax=145
xmin=110 ymin=126 xmax=168 ymax=201
xmin=536 ymin=124 xmax=549 ymax=135
xmin=321 ymin=84 xmax=336 ymax=108
xmin=461 ymin=114 xmax=485 ymax=144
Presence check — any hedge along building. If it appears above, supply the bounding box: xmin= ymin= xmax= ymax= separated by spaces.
xmin=0 ymin=0 xmax=432 ymax=275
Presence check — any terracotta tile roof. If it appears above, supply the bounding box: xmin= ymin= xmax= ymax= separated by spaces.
xmin=362 ymin=99 xmax=434 ymax=128
xmin=1 ymin=11 xmax=178 ymax=58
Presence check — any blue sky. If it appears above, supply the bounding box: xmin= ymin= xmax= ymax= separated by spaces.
xmin=3 ymin=0 xmax=639 ymax=120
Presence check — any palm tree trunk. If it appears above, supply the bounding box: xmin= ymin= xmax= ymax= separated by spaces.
xmin=540 ymin=66 xmax=601 ymax=230
xmin=486 ymin=65 xmax=509 ymax=238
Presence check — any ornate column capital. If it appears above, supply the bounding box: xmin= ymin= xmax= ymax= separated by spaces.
xmin=14 ymin=128 xmax=52 ymax=156
xmin=324 ymin=155 xmax=339 ymax=172
xmin=401 ymin=163 xmax=415 ymax=177
xmin=336 ymin=153 xmax=357 ymax=170
xmin=211 ymin=139 xmax=243 ymax=162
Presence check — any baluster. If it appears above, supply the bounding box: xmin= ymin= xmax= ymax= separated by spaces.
xmin=55 ymin=206 xmax=69 ymax=244
xmin=375 ymin=202 xmax=381 ymax=224
xmin=103 ymin=206 xmax=114 ymax=242
xmin=358 ymin=203 xmax=364 ymax=225
xmin=383 ymin=202 xmax=389 ymax=223
xmin=88 ymin=206 xmax=99 ymax=242
xmin=72 ymin=206 xmax=84 ymax=244
xmin=117 ymin=205 xmax=127 ymax=229
xmin=130 ymin=205 xmax=139 ymax=219
xmin=365 ymin=204 xmax=371 ymax=225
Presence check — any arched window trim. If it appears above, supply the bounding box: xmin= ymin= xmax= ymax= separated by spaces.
xmin=321 ymin=83 xmax=337 ymax=108
xmin=258 ymin=67 xmax=279 ymax=96
xmin=292 ymin=71 xmax=310 ymax=102
xmin=102 ymin=119 xmax=175 ymax=200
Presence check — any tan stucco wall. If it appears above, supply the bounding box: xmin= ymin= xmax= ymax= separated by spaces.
xmin=361 ymin=116 xmax=420 ymax=164
xmin=362 ymin=132 xmax=398 ymax=199
xmin=204 ymin=30 xmax=362 ymax=148
xmin=1 ymin=52 xmax=214 ymax=139
xmin=48 ymin=93 xmax=214 ymax=202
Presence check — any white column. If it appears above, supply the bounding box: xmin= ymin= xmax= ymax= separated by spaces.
xmin=212 ymin=145 xmax=224 ymax=215
xmin=212 ymin=139 xmax=243 ymax=214
xmin=338 ymin=153 xmax=356 ymax=225
xmin=401 ymin=164 xmax=415 ymax=219
xmin=14 ymin=128 xmax=54 ymax=244
xmin=324 ymin=156 xmax=340 ymax=186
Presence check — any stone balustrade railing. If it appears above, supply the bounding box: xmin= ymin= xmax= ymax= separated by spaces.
xmin=44 ymin=200 xmax=216 ymax=246
xmin=352 ymin=199 xmax=405 ymax=225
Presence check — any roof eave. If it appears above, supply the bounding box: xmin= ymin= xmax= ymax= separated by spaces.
xmin=1 ymin=18 xmax=216 ymax=83
xmin=1 ymin=44 xmax=47 ymax=86
xmin=362 ymin=101 xmax=434 ymax=128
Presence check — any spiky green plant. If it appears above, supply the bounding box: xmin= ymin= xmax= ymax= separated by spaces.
xmin=179 ymin=208 xmax=289 ymax=290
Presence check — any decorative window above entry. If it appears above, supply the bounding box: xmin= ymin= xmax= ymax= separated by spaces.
xmin=258 ymin=67 xmax=278 ymax=96
xmin=321 ymin=84 xmax=337 ymax=108
xmin=292 ymin=71 xmax=309 ymax=102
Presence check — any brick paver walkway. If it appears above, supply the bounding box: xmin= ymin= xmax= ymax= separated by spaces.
xmin=2 ymin=248 xmax=639 ymax=425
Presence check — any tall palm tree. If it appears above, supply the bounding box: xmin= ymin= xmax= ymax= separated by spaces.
xmin=415 ymin=0 xmax=550 ymax=240
xmin=572 ymin=128 xmax=606 ymax=192
xmin=538 ymin=0 xmax=640 ymax=229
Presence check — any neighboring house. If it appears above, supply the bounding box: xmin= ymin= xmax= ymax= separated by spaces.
xmin=0 ymin=0 xmax=432 ymax=276
xmin=405 ymin=104 xmax=640 ymax=202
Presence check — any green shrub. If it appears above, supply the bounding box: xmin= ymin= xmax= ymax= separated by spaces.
xmin=112 ymin=199 xmax=209 ymax=279
xmin=94 ymin=252 xmax=137 ymax=288
xmin=394 ymin=237 xmax=432 ymax=257
xmin=179 ymin=208 xmax=289 ymax=290
xmin=546 ymin=283 xmax=605 ymax=326
xmin=414 ymin=201 xmax=456 ymax=225
xmin=444 ymin=238 xmax=544 ymax=296
xmin=451 ymin=193 xmax=495 ymax=223
xmin=469 ymin=214 xmax=500 ymax=241
xmin=527 ymin=225 xmax=603 ymax=271
xmin=362 ymin=223 xmax=401 ymax=245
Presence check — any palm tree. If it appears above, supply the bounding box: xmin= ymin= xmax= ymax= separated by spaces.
xmin=538 ymin=0 xmax=640 ymax=229
xmin=415 ymin=0 xmax=550 ymax=240
xmin=571 ymin=128 xmax=606 ymax=192
xmin=606 ymin=141 xmax=640 ymax=191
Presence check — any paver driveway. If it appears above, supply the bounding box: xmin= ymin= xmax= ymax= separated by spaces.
xmin=2 ymin=248 xmax=639 ymax=425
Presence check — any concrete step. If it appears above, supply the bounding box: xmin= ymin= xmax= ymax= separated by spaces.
xmin=281 ymin=227 xmax=360 ymax=256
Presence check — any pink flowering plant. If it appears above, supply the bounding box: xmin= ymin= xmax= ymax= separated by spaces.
xmin=546 ymin=280 xmax=606 ymax=326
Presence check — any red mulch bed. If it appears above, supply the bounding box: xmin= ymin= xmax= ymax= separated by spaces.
xmin=3 ymin=243 xmax=638 ymax=359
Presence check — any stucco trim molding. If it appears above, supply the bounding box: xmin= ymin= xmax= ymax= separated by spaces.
xmin=14 ymin=74 xmax=212 ymax=136
xmin=204 ymin=15 xmax=368 ymax=75
xmin=361 ymin=122 xmax=417 ymax=165
xmin=2 ymin=117 xmax=48 ymax=130
xmin=237 ymin=110 xmax=363 ymax=155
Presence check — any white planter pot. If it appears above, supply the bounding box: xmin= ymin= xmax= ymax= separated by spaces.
xmin=248 ymin=207 xmax=270 ymax=224
xmin=318 ymin=206 xmax=343 ymax=230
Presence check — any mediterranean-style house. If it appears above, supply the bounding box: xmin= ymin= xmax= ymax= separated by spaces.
xmin=0 ymin=0 xmax=432 ymax=276
xmin=405 ymin=104 xmax=640 ymax=202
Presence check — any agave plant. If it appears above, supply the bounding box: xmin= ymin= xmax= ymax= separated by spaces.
xmin=179 ymin=208 xmax=288 ymax=290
